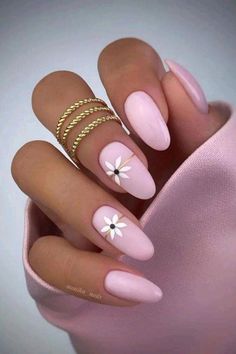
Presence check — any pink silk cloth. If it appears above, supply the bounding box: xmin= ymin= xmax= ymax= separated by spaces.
xmin=23 ymin=102 xmax=236 ymax=354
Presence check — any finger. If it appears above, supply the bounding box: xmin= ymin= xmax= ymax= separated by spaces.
xmin=32 ymin=70 xmax=156 ymax=200
xmin=29 ymin=235 xmax=162 ymax=306
xmin=11 ymin=141 xmax=154 ymax=261
xmin=162 ymin=59 xmax=227 ymax=156
xmin=98 ymin=38 xmax=170 ymax=151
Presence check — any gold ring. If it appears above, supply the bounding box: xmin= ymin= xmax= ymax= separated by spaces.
xmin=70 ymin=114 xmax=121 ymax=162
xmin=61 ymin=106 xmax=113 ymax=146
xmin=56 ymin=97 xmax=106 ymax=143
xmin=56 ymin=98 xmax=121 ymax=163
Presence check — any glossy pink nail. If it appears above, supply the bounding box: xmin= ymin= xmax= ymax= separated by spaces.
xmin=165 ymin=59 xmax=208 ymax=114
xmin=104 ymin=271 xmax=163 ymax=303
xmin=99 ymin=141 xmax=156 ymax=199
xmin=93 ymin=205 xmax=154 ymax=260
xmin=124 ymin=91 xmax=170 ymax=150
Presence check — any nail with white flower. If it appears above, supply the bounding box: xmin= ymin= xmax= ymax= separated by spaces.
xmin=105 ymin=156 xmax=131 ymax=185
xmin=101 ymin=214 xmax=127 ymax=240
xmin=99 ymin=142 xmax=156 ymax=199
xmin=92 ymin=206 xmax=155 ymax=261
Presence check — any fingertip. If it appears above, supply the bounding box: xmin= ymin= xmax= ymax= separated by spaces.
xmin=164 ymin=59 xmax=209 ymax=114
xmin=124 ymin=91 xmax=171 ymax=151
xmin=162 ymin=61 xmax=227 ymax=154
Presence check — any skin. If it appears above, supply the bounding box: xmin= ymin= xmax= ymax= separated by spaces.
xmin=11 ymin=38 xmax=226 ymax=307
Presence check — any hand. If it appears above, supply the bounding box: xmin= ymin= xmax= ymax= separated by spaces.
xmin=11 ymin=38 xmax=226 ymax=307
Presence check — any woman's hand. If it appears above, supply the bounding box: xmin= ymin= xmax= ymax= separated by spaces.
xmin=11 ymin=38 xmax=226 ymax=306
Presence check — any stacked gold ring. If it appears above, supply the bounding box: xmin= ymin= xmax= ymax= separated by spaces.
xmin=56 ymin=98 xmax=122 ymax=163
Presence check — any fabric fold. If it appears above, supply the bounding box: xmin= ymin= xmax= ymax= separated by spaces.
xmin=23 ymin=101 xmax=236 ymax=354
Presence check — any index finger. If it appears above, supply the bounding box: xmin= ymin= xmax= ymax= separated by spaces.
xmin=98 ymin=38 xmax=170 ymax=151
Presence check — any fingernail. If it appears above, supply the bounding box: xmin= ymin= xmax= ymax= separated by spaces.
xmin=99 ymin=141 xmax=156 ymax=199
xmin=104 ymin=270 xmax=163 ymax=303
xmin=165 ymin=59 xmax=208 ymax=114
xmin=124 ymin=91 xmax=170 ymax=151
xmin=93 ymin=205 xmax=154 ymax=260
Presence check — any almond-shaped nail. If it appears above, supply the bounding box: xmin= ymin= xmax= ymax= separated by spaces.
xmin=124 ymin=91 xmax=170 ymax=151
xmin=165 ymin=59 xmax=208 ymax=114
xmin=99 ymin=141 xmax=156 ymax=199
xmin=104 ymin=271 xmax=163 ymax=303
xmin=93 ymin=205 xmax=154 ymax=260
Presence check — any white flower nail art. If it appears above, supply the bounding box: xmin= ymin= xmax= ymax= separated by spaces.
xmin=105 ymin=156 xmax=131 ymax=185
xmin=101 ymin=214 xmax=127 ymax=240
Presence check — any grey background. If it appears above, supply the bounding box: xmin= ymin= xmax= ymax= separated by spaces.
xmin=1 ymin=1 xmax=235 ymax=353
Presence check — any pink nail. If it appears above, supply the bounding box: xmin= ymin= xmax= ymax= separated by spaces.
xmin=124 ymin=91 xmax=170 ymax=151
xmin=93 ymin=205 xmax=154 ymax=260
xmin=165 ymin=59 xmax=208 ymax=114
xmin=99 ymin=141 xmax=156 ymax=199
xmin=104 ymin=270 xmax=163 ymax=303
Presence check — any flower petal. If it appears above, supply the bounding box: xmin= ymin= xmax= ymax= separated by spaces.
xmin=120 ymin=166 xmax=131 ymax=172
xmin=101 ymin=225 xmax=110 ymax=233
xmin=119 ymin=173 xmax=129 ymax=179
xmin=115 ymin=227 xmax=123 ymax=237
xmin=104 ymin=216 xmax=112 ymax=225
xmin=114 ymin=174 xmax=120 ymax=185
xmin=115 ymin=156 xmax=122 ymax=169
xmin=110 ymin=229 xmax=115 ymax=239
xmin=112 ymin=214 xmax=119 ymax=224
xmin=116 ymin=222 xmax=127 ymax=228
xmin=106 ymin=171 xmax=114 ymax=176
xmin=105 ymin=161 xmax=114 ymax=170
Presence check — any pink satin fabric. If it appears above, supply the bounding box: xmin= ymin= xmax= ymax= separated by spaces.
xmin=23 ymin=101 xmax=236 ymax=354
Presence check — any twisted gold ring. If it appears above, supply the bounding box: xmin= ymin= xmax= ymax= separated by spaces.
xmin=56 ymin=97 xmax=121 ymax=163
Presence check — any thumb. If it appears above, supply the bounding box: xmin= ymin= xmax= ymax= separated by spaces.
xmin=161 ymin=60 xmax=227 ymax=157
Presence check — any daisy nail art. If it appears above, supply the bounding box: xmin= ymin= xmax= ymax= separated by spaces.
xmin=105 ymin=156 xmax=131 ymax=185
xmin=101 ymin=214 xmax=127 ymax=240
xmin=99 ymin=142 xmax=156 ymax=199
xmin=92 ymin=206 xmax=154 ymax=261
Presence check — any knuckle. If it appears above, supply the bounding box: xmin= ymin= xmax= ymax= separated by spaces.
xmin=28 ymin=235 xmax=55 ymax=267
xmin=32 ymin=70 xmax=77 ymax=97
xmin=99 ymin=37 xmax=150 ymax=62
xmin=31 ymin=71 xmax=83 ymax=113
xmin=11 ymin=140 xmax=53 ymax=181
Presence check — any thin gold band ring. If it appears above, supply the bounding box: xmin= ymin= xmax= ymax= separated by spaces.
xmin=56 ymin=97 xmax=106 ymax=142
xmin=55 ymin=98 xmax=121 ymax=163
